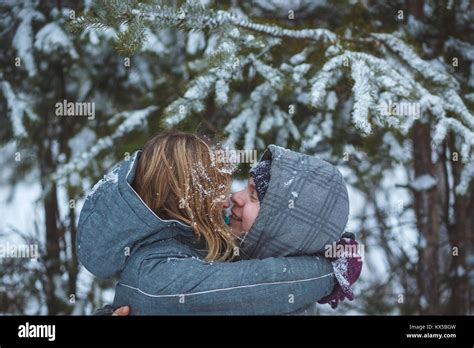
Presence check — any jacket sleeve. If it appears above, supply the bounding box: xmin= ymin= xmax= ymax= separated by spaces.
xmin=131 ymin=254 xmax=335 ymax=315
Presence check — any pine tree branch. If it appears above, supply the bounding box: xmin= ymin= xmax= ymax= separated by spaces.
xmin=71 ymin=1 xmax=338 ymax=56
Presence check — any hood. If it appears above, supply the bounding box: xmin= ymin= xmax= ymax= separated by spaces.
xmin=240 ymin=145 xmax=350 ymax=259
xmin=77 ymin=151 xmax=194 ymax=279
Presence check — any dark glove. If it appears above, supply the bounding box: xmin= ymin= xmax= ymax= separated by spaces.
xmin=93 ymin=304 xmax=115 ymax=316
xmin=318 ymin=233 xmax=363 ymax=309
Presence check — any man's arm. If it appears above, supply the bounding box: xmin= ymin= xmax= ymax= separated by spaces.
xmin=115 ymin=254 xmax=335 ymax=315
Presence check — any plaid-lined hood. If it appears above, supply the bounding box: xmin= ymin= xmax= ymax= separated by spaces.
xmin=240 ymin=145 xmax=350 ymax=259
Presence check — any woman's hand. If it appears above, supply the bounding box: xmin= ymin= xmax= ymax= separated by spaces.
xmin=112 ymin=306 xmax=130 ymax=316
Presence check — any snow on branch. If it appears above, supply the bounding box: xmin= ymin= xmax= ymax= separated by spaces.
xmin=252 ymin=58 xmax=284 ymax=90
xmin=1 ymin=80 xmax=39 ymax=138
xmin=443 ymin=90 xmax=474 ymax=130
xmin=310 ymin=53 xmax=346 ymax=107
xmin=433 ymin=117 xmax=474 ymax=150
xmin=350 ymin=58 xmax=376 ymax=135
xmin=34 ymin=22 xmax=79 ymax=58
xmin=456 ymin=161 xmax=474 ymax=195
xmin=164 ymin=75 xmax=216 ymax=127
xmin=372 ymin=33 xmax=459 ymax=89
xmin=53 ymin=105 xmax=158 ymax=182
xmin=348 ymin=51 xmax=414 ymax=98
xmin=445 ymin=37 xmax=474 ymax=61
xmin=12 ymin=8 xmax=44 ymax=77
xmin=164 ymin=33 xmax=280 ymax=127
xmin=229 ymin=16 xmax=336 ymax=43
xmin=90 ymin=1 xmax=338 ymax=55
xmin=224 ymin=108 xmax=254 ymax=150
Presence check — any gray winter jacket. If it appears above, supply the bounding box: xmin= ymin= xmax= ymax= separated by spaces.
xmin=77 ymin=146 xmax=349 ymax=315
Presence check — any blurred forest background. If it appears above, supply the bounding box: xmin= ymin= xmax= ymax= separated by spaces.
xmin=0 ymin=0 xmax=473 ymax=315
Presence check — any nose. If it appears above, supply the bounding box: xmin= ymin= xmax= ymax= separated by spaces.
xmin=231 ymin=191 xmax=244 ymax=207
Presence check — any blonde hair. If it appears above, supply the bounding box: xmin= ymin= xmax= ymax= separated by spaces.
xmin=132 ymin=131 xmax=235 ymax=261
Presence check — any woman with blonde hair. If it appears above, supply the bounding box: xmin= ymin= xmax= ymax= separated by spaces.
xmin=78 ymin=131 xmax=354 ymax=314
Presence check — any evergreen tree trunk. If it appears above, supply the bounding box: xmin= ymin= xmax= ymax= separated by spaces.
xmin=411 ymin=122 xmax=441 ymax=314
xmin=39 ymin=146 xmax=62 ymax=315
xmin=67 ymin=200 xmax=79 ymax=306
xmin=449 ymin=134 xmax=472 ymax=314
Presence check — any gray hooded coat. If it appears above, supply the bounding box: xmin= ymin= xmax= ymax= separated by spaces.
xmin=77 ymin=146 xmax=349 ymax=315
xmin=240 ymin=145 xmax=350 ymax=259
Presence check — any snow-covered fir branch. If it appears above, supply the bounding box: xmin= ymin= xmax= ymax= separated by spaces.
xmin=12 ymin=8 xmax=44 ymax=77
xmin=53 ymin=106 xmax=158 ymax=182
xmin=0 ymin=80 xmax=39 ymax=138
xmin=310 ymin=54 xmax=346 ymax=107
xmin=372 ymin=33 xmax=459 ymax=89
xmin=350 ymin=58 xmax=375 ymax=135
xmin=228 ymin=16 xmax=337 ymax=43
xmin=130 ymin=2 xmax=337 ymax=43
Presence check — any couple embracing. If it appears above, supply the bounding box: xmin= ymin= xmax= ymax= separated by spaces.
xmin=77 ymin=131 xmax=362 ymax=315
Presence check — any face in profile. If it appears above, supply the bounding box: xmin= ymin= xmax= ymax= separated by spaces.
xmin=229 ymin=178 xmax=261 ymax=239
